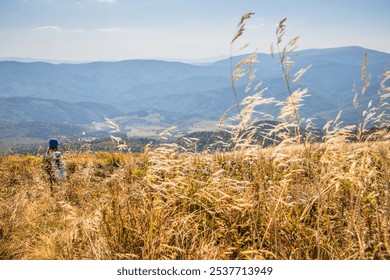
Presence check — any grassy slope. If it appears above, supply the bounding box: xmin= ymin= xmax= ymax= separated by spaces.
xmin=0 ymin=141 xmax=389 ymax=260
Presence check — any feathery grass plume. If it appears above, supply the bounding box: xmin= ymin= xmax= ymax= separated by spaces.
xmin=223 ymin=12 xmax=283 ymax=152
xmin=324 ymin=49 xmax=389 ymax=145
xmin=352 ymin=51 xmax=369 ymax=109
xmin=229 ymin=88 xmax=276 ymax=151
xmin=179 ymin=137 xmax=200 ymax=153
xmin=231 ymin=12 xmax=255 ymax=44
xmin=104 ymin=117 xmax=129 ymax=152
xmin=110 ymin=135 xmax=129 ymax=152
xmin=229 ymin=12 xmax=256 ymax=124
xmin=366 ymin=70 xmax=390 ymax=141
xmin=159 ymin=126 xmax=178 ymax=141
xmin=80 ymin=139 xmax=92 ymax=153
xmin=322 ymin=111 xmax=356 ymax=145
xmin=104 ymin=117 xmax=121 ymax=133
xmin=379 ymin=71 xmax=390 ymax=128
xmin=351 ymin=50 xmax=389 ymax=142
xmin=279 ymin=88 xmax=308 ymax=124
xmin=271 ymin=18 xmax=308 ymax=144
xmin=293 ymin=65 xmax=312 ymax=84
xmin=361 ymin=50 xmax=370 ymax=96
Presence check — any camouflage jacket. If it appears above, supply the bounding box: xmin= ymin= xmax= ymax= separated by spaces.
xmin=42 ymin=151 xmax=67 ymax=183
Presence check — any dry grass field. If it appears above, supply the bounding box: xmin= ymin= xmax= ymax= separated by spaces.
xmin=0 ymin=139 xmax=389 ymax=260
xmin=0 ymin=14 xmax=389 ymax=260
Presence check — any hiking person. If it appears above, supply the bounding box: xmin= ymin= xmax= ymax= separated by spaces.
xmin=41 ymin=139 xmax=67 ymax=190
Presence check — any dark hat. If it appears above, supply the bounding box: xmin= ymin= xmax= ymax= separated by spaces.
xmin=49 ymin=139 xmax=59 ymax=148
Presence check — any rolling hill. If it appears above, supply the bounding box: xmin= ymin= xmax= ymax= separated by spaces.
xmin=0 ymin=46 xmax=389 ymax=143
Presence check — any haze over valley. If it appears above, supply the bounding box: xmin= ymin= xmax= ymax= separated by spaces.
xmin=1 ymin=46 xmax=389 ymax=151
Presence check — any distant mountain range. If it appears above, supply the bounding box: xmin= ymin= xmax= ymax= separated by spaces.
xmin=0 ymin=46 xmax=389 ymax=145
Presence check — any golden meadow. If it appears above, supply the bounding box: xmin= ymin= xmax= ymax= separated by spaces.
xmin=0 ymin=14 xmax=389 ymax=260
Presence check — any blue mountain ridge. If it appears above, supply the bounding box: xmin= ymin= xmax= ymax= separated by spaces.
xmin=0 ymin=46 xmax=389 ymax=139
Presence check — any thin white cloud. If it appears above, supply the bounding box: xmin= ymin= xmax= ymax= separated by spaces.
xmin=97 ymin=27 xmax=150 ymax=33
xmin=67 ymin=29 xmax=84 ymax=33
xmin=33 ymin=26 xmax=84 ymax=33
xmin=97 ymin=0 xmax=116 ymax=3
xmin=97 ymin=27 xmax=128 ymax=33
xmin=33 ymin=26 xmax=62 ymax=32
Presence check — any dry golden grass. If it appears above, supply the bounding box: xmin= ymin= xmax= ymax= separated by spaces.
xmin=1 ymin=14 xmax=389 ymax=261
xmin=0 ymin=141 xmax=389 ymax=260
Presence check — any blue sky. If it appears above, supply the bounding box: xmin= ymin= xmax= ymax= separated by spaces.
xmin=0 ymin=0 xmax=389 ymax=61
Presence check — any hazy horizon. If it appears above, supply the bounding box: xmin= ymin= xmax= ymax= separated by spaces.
xmin=1 ymin=45 xmax=389 ymax=65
